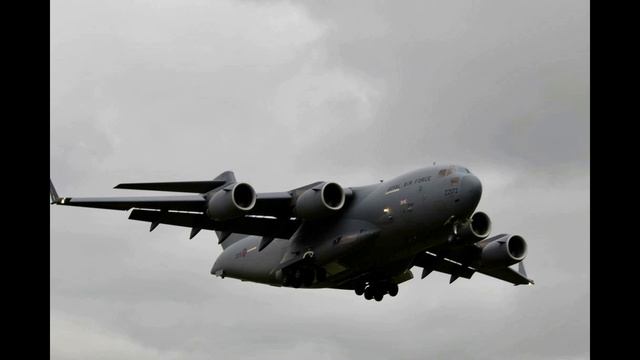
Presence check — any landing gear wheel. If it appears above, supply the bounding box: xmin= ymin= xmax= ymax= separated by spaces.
xmin=355 ymin=283 xmax=365 ymax=296
xmin=302 ymin=268 xmax=315 ymax=287
xmin=388 ymin=283 xmax=399 ymax=297
xmin=291 ymin=269 xmax=303 ymax=288
xmin=374 ymin=292 xmax=384 ymax=302
xmin=364 ymin=287 xmax=374 ymax=300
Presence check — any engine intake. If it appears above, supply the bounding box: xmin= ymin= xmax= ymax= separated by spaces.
xmin=206 ymin=182 xmax=256 ymax=221
xmin=480 ymin=234 xmax=527 ymax=269
xmin=295 ymin=182 xmax=345 ymax=219
xmin=454 ymin=211 xmax=492 ymax=242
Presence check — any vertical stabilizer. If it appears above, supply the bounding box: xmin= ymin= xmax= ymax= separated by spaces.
xmin=213 ymin=171 xmax=236 ymax=184
xmin=50 ymin=179 xmax=61 ymax=204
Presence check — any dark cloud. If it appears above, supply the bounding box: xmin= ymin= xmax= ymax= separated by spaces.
xmin=51 ymin=1 xmax=589 ymax=359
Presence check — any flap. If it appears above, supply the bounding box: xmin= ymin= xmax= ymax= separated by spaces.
xmin=129 ymin=209 xmax=301 ymax=239
xmin=56 ymin=195 xmax=207 ymax=212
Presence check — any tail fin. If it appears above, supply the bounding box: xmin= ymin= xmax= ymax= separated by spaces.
xmin=213 ymin=171 xmax=236 ymax=184
xmin=50 ymin=179 xmax=61 ymax=204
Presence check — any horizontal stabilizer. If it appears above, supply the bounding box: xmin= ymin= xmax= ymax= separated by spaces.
xmin=115 ymin=180 xmax=226 ymax=193
xmin=50 ymin=179 xmax=61 ymax=204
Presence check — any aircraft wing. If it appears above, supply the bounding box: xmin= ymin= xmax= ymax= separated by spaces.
xmin=249 ymin=192 xmax=295 ymax=218
xmin=413 ymin=251 xmax=534 ymax=286
xmin=476 ymin=263 xmax=534 ymax=286
xmin=51 ymin=195 xmax=207 ymax=212
xmin=50 ymin=179 xmax=303 ymax=239
xmin=413 ymin=252 xmax=475 ymax=283
xmin=114 ymin=180 xmax=226 ymax=193
xmin=128 ymin=209 xmax=301 ymax=239
xmin=54 ymin=191 xmax=296 ymax=216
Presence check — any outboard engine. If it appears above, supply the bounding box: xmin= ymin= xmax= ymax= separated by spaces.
xmin=206 ymin=182 xmax=256 ymax=220
xmin=479 ymin=234 xmax=527 ymax=269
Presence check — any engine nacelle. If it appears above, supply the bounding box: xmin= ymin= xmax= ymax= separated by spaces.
xmin=480 ymin=234 xmax=527 ymax=269
xmin=295 ymin=182 xmax=345 ymax=219
xmin=454 ymin=211 xmax=492 ymax=242
xmin=206 ymin=182 xmax=256 ymax=221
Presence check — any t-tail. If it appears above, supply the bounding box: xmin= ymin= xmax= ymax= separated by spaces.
xmin=50 ymin=179 xmax=61 ymax=204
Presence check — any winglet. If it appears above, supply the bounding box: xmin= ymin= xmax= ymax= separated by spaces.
xmin=213 ymin=171 xmax=236 ymax=184
xmin=50 ymin=179 xmax=61 ymax=204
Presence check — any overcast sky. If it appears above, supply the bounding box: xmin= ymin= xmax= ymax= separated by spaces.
xmin=51 ymin=1 xmax=589 ymax=359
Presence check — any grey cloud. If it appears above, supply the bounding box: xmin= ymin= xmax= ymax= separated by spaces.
xmin=292 ymin=0 xmax=588 ymax=175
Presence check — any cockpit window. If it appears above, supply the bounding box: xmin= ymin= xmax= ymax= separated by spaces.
xmin=439 ymin=166 xmax=455 ymax=177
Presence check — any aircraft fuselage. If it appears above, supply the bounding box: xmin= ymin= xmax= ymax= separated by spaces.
xmin=211 ymin=164 xmax=482 ymax=289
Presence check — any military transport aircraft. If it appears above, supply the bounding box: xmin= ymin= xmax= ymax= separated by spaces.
xmin=50 ymin=164 xmax=533 ymax=301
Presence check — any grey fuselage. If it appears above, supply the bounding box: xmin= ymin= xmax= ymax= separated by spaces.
xmin=211 ymin=165 xmax=482 ymax=289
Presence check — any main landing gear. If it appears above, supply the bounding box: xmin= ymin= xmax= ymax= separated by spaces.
xmin=282 ymin=251 xmax=328 ymax=289
xmin=283 ymin=266 xmax=327 ymax=288
xmin=355 ymin=281 xmax=399 ymax=302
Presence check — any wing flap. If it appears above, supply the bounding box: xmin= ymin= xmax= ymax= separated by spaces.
xmin=129 ymin=209 xmax=301 ymax=239
xmin=58 ymin=195 xmax=206 ymax=212
xmin=413 ymin=252 xmax=475 ymax=280
xmin=414 ymin=251 xmax=533 ymax=286
xmin=477 ymin=266 xmax=534 ymax=286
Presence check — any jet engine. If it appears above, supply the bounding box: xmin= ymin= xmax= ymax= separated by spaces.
xmin=206 ymin=182 xmax=256 ymax=221
xmin=295 ymin=182 xmax=345 ymax=219
xmin=479 ymin=234 xmax=527 ymax=269
xmin=454 ymin=211 xmax=492 ymax=242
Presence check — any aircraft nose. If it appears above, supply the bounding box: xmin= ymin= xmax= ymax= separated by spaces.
xmin=461 ymin=174 xmax=482 ymax=210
